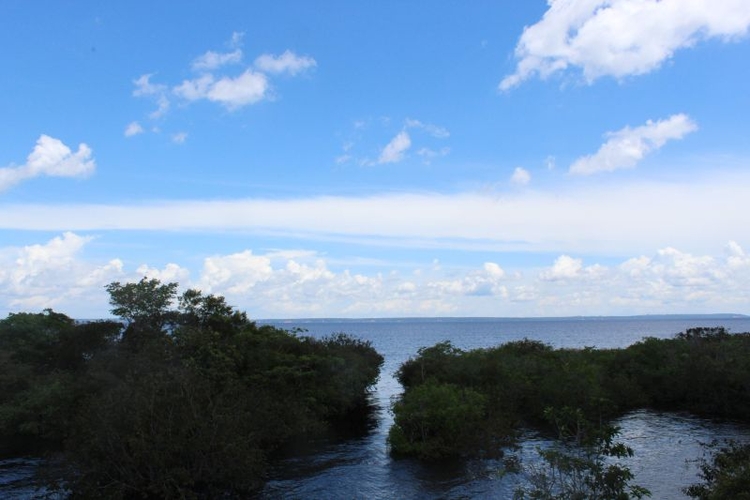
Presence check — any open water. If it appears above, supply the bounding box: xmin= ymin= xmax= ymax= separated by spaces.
xmin=258 ymin=316 xmax=750 ymax=500
xmin=3 ymin=316 xmax=750 ymax=499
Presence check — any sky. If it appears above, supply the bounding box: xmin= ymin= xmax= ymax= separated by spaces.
xmin=2 ymin=0 xmax=750 ymax=319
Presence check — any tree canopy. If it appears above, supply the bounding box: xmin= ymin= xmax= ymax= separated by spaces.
xmin=0 ymin=280 xmax=383 ymax=498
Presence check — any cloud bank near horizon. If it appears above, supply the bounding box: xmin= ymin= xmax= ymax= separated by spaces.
xmin=2 ymin=232 xmax=748 ymax=319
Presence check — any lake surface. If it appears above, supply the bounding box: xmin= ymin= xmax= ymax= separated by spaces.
xmin=259 ymin=316 xmax=750 ymax=500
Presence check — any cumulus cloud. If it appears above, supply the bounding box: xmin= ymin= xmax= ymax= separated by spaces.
xmin=378 ymin=131 xmax=412 ymax=164
xmin=124 ymin=121 xmax=144 ymax=137
xmin=0 ymin=232 xmax=123 ymax=314
xmin=0 ymin=135 xmax=95 ymax=192
xmin=500 ymin=0 xmax=750 ymax=90
xmin=199 ymin=250 xmax=274 ymax=295
xmin=174 ymin=70 xmax=270 ymax=109
xmin=136 ymin=263 xmax=190 ymax=283
xmin=511 ymin=167 xmax=532 ymax=185
xmin=133 ymin=36 xmax=315 ymax=119
xmin=540 ymin=255 xmax=584 ymax=280
xmin=569 ymin=114 xmax=698 ymax=175
xmin=3 ymin=233 xmax=750 ymax=318
xmin=254 ymin=50 xmax=317 ymax=75
xmin=207 ymin=70 xmax=270 ymax=107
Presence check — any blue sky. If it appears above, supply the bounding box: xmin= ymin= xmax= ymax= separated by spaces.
xmin=2 ymin=0 xmax=750 ymax=319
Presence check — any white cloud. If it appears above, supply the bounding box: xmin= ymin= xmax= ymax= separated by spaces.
xmin=175 ymin=70 xmax=269 ymax=109
xmin=540 ymin=255 xmax=584 ymax=280
xmin=192 ymin=48 xmax=242 ymax=71
xmin=511 ymin=166 xmax=532 ymax=185
xmin=0 ymin=232 xmax=123 ymax=314
xmin=500 ymin=0 xmax=750 ymax=90
xmin=136 ymin=263 xmax=190 ymax=284
xmin=133 ymin=74 xmax=166 ymax=96
xmin=133 ymin=74 xmax=170 ymax=118
xmin=1 ymin=168 xmax=749 ymax=259
xmin=124 ymin=121 xmax=144 ymax=137
xmin=405 ymin=118 xmax=450 ymax=139
xmin=3 ymin=233 xmax=750 ymax=318
xmin=171 ymin=132 xmax=188 ymax=144
xmin=254 ymin=50 xmax=317 ymax=75
xmin=199 ymin=250 xmax=273 ymax=294
xmin=378 ymin=131 xmax=411 ymax=164
xmin=134 ymin=36 xmax=314 ymax=121
xmin=569 ymin=114 xmax=698 ymax=175
xmin=208 ymin=70 xmax=270 ymax=107
xmin=0 ymin=135 xmax=95 ymax=192
xmin=484 ymin=262 xmax=506 ymax=279
xmin=173 ymin=74 xmax=214 ymax=101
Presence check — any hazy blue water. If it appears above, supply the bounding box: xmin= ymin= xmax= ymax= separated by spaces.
xmin=259 ymin=316 xmax=750 ymax=500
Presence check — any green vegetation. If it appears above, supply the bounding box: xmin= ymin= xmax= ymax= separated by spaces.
xmin=0 ymin=278 xmax=383 ymax=499
xmin=389 ymin=327 xmax=750 ymax=459
xmin=390 ymin=327 xmax=750 ymax=497
xmin=514 ymin=408 xmax=650 ymax=500
xmin=685 ymin=440 xmax=750 ymax=500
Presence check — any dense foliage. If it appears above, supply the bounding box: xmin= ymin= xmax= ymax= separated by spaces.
xmin=685 ymin=440 xmax=750 ymax=500
xmin=0 ymin=279 xmax=383 ymax=498
xmin=389 ymin=327 xmax=750 ymax=460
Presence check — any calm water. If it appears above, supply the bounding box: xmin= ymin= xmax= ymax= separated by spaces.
xmin=259 ymin=316 xmax=750 ymax=500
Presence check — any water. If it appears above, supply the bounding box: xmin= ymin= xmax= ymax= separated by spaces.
xmin=259 ymin=316 xmax=750 ymax=500
xmin=3 ymin=316 xmax=750 ymax=498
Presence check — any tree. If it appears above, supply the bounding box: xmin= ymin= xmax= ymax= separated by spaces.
xmin=514 ymin=407 xmax=650 ymax=500
xmin=685 ymin=440 xmax=750 ymax=500
xmin=0 ymin=310 xmax=119 ymax=455
xmin=105 ymin=278 xmax=178 ymax=349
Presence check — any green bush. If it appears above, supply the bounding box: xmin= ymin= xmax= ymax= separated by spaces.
xmin=390 ymin=328 xmax=750 ymax=460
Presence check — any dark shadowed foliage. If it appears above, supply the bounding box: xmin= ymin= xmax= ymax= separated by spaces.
xmin=0 ymin=279 xmax=383 ymax=499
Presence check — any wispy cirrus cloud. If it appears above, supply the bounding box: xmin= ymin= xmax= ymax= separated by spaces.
xmin=0 ymin=135 xmax=95 ymax=192
xmin=569 ymin=114 xmax=697 ymax=175
xmin=1 ymin=170 xmax=747 ymax=257
xmin=501 ymin=0 xmax=750 ymax=90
